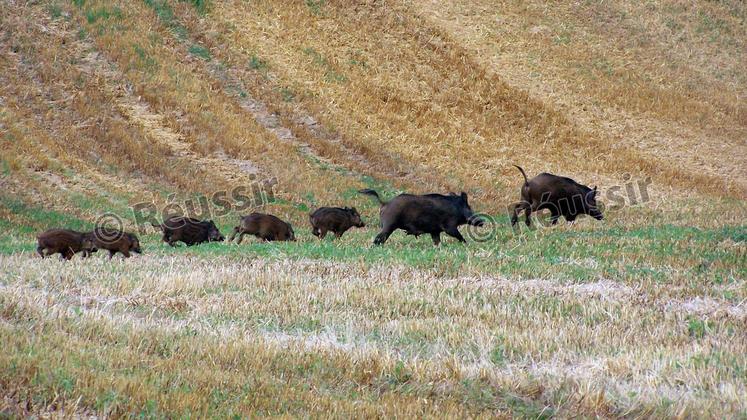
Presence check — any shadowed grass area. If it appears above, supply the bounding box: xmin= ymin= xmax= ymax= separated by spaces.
xmin=1 ymin=194 xmax=743 ymax=291
xmin=144 ymin=221 xmax=745 ymax=291
xmin=0 ymin=196 xmax=91 ymax=234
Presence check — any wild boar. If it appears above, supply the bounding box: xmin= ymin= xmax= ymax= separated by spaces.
xmin=36 ymin=228 xmax=97 ymax=260
xmin=358 ymin=189 xmax=484 ymax=246
xmin=85 ymin=227 xmax=142 ymax=258
xmin=229 ymin=213 xmax=296 ymax=243
xmin=510 ymin=165 xmax=603 ymax=227
xmin=309 ymin=207 xmax=365 ymax=239
xmin=152 ymin=216 xmax=224 ymax=246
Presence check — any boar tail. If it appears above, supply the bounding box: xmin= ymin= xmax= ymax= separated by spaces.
xmin=514 ymin=165 xmax=529 ymax=185
xmin=358 ymin=189 xmax=386 ymax=206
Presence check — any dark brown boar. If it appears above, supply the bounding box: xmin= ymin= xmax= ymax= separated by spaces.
xmin=36 ymin=229 xmax=97 ymax=260
xmin=358 ymin=189 xmax=484 ymax=246
xmin=85 ymin=227 xmax=142 ymax=258
xmin=510 ymin=165 xmax=603 ymax=227
xmin=152 ymin=216 xmax=224 ymax=246
xmin=309 ymin=207 xmax=365 ymax=239
xmin=229 ymin=213 xmax=295 ymax=243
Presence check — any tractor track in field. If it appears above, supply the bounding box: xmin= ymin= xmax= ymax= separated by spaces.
xmin=157 ymin=6 xmax=430 ymax=187
xmin=73 ymin=44 xmax=267 ymax=188
xmin=200 ymin=50 xmax=384 ymax=179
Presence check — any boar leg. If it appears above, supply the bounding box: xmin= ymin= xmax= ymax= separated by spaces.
xmin=550 ymin=209 xmax=561 ymax=225
xmin=121 ymin=249 xmax=131 ymax=258
xmin=236 ymin=232 xmax=247 ymax=244
xmin=63 ymin=249 xmax=75 ymax=260
xmin=228 ymin=227 xmax=240 ymax=242
xmin=373 ymin=226 xmax=395 ymax=245
xmin=319 ymin=228 xmax=328 ymax=239
xmin=37 ymin=246 xmax=46 ymax=258
xmin=430 ymin=232 xmax=441 ymax=246
xmin=161 ymin=233 xmax=174 ymax=245
xmin=444 ymin=226 xmax=466 ymax=243
xmin=510 ymin=203 xmax=527 ymax=226
xmin=334 ymin=230 xmax=343 ymax=239
xmin=165 ymin=233 xmax=179 ymax=246
xmin=524 ymin=206 xmax=533 ymax=227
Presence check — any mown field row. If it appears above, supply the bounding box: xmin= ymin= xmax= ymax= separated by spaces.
xmin=1 ymin=253 xmax=746 ymax=417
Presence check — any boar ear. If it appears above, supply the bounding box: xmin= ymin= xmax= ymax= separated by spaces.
xmin=460 ymin=192 xmax=468 ymax=201
xmin=593 ymin=186 xmax=598 ymax=195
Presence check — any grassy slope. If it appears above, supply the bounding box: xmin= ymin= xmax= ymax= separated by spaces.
xmin=0 ymin=0 xmax=745 ymax=418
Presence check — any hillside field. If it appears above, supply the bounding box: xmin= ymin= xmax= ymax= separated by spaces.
xmin=1 ymin=0 xmax=746 ymax=417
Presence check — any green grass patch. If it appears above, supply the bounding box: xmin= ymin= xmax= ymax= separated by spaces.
xmin=133 ymin=44 xmax=159 ymax=73
xmin=188 ymin=44 xmax=211 ymax=61
xmin=248 ymin=54 xmax=269 ymax=72
xmin=280 ymin=87 xmax=295 ymax=102
xmin=302 ymin=47 xmax=347 ymax=83
xmin=138 ymin=218 xmax=746 ymax=289
xmin=48 ymin=3 xmax=63 ymax=19
xmin=686 ymin=316 xmax=713 ymax=339
xmin=305 ymin=0 xmax=325 ymax=16
xmin=0 ymin=159 xmax=11 ymax=176
xmin=180 ymin=0 xmax=209 ymax=14
xmin=143 ymin=0 xmax=188 ymax=39
xmin=0 ymin=195 xmax=90 ymax=234
xmin=85 ymin=6 xmax=122 ymax=24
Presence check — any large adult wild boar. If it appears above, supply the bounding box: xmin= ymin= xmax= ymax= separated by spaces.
xmin=37 ymin=228 xmax=97 ymax=260
xmin=358 ymin=189 xmax=484 ymax=246
xmin=152 ymin=216 xmax=224 ymax=246
xmin=85 ymin=227 xmax=142 ymax=258
xmin=510 ymin=165 xmax=603 ymax=227
xmin=309 ymin=207 xmax=364 ymax=239
xmin=229 ymin=213 xmax=295 ymax=243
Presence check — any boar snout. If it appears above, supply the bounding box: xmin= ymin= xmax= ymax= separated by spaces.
xmin=468 ymin=215 xmax=486 ymax=227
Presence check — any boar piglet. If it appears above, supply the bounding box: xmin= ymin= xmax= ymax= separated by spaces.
xmin=229 ymin=213 xmax=295 ymax=243
xmin=85 ymin=227 xmax=142 ymax=258
xmin=309 ymin=207 xmax=364 ymax=239
xmin=37 ymin=228 xmax=97 ymax=260
xmin=152 ymin=216 xmax=224 ymax=246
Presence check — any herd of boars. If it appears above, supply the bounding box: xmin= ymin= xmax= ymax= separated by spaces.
xmin=36 ymin=166 xmax=604 ymax=260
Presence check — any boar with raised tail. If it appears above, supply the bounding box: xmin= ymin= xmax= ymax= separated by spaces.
xmin=309 ymin=207 xmax=364 ymax=239
xmin=229 ymin=213 xmax=295 ymax=243
xmin=358 ymin=189 xmax=484 ymax=246
xmin=37 ymin=229 xmax=97 ymax=260
xmin=152 ymin=216 xmax=224 ymax=246
xmin=85 ymin=227 xmax=142 ymax=258
xmin=510 ymin=165 xmax=603 ymax=227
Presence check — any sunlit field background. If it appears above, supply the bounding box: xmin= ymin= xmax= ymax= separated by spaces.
xmin=1 ymin=0 xmax=745 ymax=417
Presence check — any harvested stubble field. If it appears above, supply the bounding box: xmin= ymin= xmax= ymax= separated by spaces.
xmin=1 ymin=0 xmax=746 ymax=418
